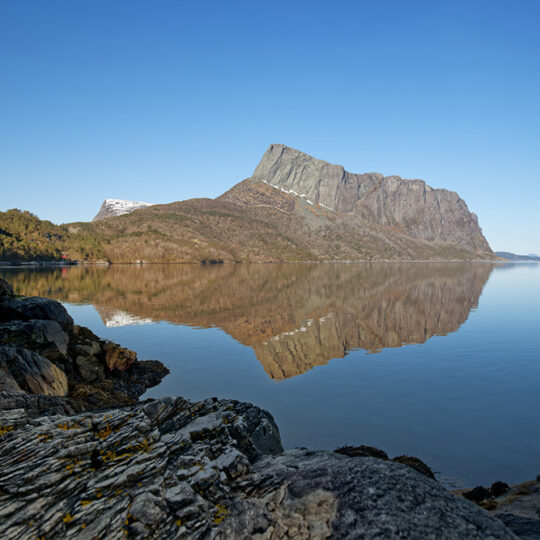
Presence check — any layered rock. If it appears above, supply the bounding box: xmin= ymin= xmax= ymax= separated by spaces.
xmin=0 ymin=397 xmax=515 ymax=540
xmin=251 ymin=144 xmax=492 ymax=255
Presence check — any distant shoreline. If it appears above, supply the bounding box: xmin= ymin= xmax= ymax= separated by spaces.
xmin=0 ymin=258 xmax=515 ymax=268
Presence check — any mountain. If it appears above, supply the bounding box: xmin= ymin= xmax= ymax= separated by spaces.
xmin=93 ymin=199 xmax=154 ymax=221
xmin=495 ymin=251 xmax=540 ymax=261
xmin=83 ymin=186 xmax=490 ymax=262
xmin=2 ymin=144 xmax=494 ymax=263
xmin=248 ymin=144 xmax=491 ymax=253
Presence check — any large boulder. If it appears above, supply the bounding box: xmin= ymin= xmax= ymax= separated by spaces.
xmin=0 ymin=319 xmax=69 ymax=361
xmin=102 ymin=340 xmax=137 ymax=371
xmin=0 ymin=397 xmax=514 ymax=540
xmin=0 ymin=296 xmax=74 ymax=331
xmin=220 ymin=449 xmax=516 ymax=540
xmin=0 ymin=346 xmax=68 ymax=396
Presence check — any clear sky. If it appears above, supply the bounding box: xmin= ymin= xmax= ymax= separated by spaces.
xmin=1 ymin=0 xmax=538 ymax=253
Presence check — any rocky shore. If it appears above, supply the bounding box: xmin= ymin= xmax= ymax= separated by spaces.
xmin=0 ymin=277 xmax=536 ymax=539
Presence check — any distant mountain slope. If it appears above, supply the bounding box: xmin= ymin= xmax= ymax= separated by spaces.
xmin=82 ymin=183 xmax=492 ymax=262
xmin=495 ymin=251 xmax=540 ymax=261
xmin=93 ymin=199 xmax=154 ymax=221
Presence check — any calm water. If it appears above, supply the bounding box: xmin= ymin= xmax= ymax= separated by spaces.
xmin=2 ymin=262 xmax=539 ymax=487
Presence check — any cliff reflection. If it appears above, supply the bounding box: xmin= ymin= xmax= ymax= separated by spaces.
xmin=5 ymin=263 xmax=494 ymax=379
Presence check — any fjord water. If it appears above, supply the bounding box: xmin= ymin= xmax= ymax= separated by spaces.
xmin=2 ymin=262 xmax=539 ymax=487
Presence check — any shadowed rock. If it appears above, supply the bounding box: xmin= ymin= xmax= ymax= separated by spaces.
xmin=0 ymin=319 xmax=69 ymax=361
xmin=490 ymin=481 xmax=510 ymax=498
xmin=464 ymin=486 xmax=491 ymax=503
xmin=0 ymin=295 xmax=74 ymax=330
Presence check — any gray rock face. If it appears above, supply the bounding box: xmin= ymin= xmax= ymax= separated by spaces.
xmin=0 ymin=398 xmax=515 ymax=540
xmin=0 ymin=396 xmax=282 ymax=540
xmin=0 ymin=390 xmax=76 ymax=416
xmin=0 ymin=346 xmax=68 ymax=396
xmin=252 ymin=144 xmax=492 ymax=255
xmin=253 ymin=144 xmax=383 ymax=214
xmin=492 ymin=477 xmax=540 ymax=539
xmin=222 ymin=449 xmax=516 ymax=540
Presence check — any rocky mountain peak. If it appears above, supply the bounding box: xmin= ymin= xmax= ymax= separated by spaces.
xmin=249 ymin=144 xmax=492 ymax=255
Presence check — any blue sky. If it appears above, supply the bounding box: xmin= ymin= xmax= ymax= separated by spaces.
xmin=1 ymin=0 xmax=538 ymax=253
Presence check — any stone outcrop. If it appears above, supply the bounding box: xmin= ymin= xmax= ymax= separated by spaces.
xmin=0 ymin=397 xmax=516 ymax=540
xmin=0 ymin=278 xmax=168 ymax=412
xmin=251 ymin=144 xmax=493 ymax=255
xmin=459 ymin=477 xmax=540 ymax=539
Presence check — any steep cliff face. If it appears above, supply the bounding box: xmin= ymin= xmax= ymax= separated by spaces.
xmin=251 ymin=144 xmax=492 ymax=255
xmin=252 ymin=143 xmax=383 ymax=212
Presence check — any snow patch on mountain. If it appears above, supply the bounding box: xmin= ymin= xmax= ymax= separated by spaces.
xmin=93 ymin=199 xmax=155 ymax=221
xmin=261 ymin=180 xmax=332 ymax=210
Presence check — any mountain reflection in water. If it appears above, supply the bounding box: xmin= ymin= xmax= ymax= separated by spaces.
xmin=5 ymin=262 xmax=494 ymax=379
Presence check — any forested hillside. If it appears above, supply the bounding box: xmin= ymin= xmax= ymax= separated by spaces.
xmin=0 ymin=209 xmax=106 ymax=262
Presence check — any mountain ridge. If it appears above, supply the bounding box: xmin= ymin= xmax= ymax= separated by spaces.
xmin=1 ymin=144 xmax=495 ymax=263
xmin=245 ymin=144 xmax=491 ymax=254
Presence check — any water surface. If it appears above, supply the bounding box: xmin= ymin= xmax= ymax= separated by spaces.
xmin=2 ymin=262 xmax=539 ymax=487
